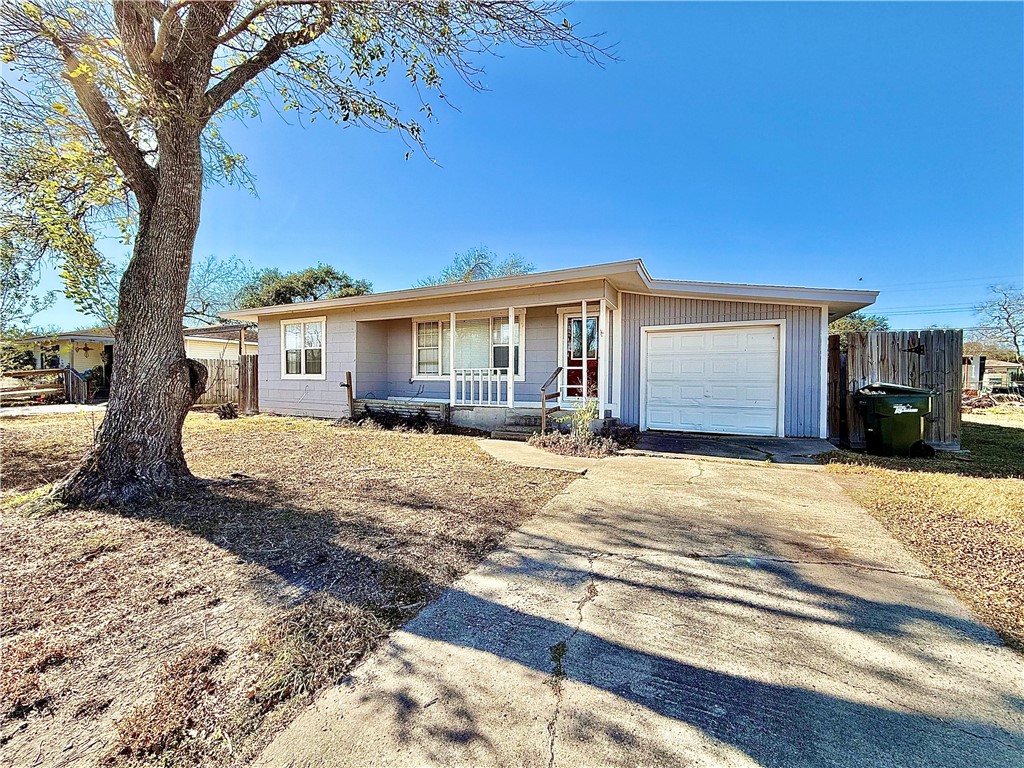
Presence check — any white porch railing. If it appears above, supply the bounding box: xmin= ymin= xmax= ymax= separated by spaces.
xmin=454 ymin=368 xmax=510 ymax=406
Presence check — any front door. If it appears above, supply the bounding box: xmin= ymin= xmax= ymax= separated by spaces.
xmin=562 ymin=314 xmax=599 ymax=399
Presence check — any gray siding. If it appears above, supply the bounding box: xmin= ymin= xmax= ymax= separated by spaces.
xmin=620 ymin=294 xmax=823 ymax=437
xmin=366 ymin=310 xmax=560 ymax=404
xmin=258 ymin=310 xmax=354 ymax=418
xmin=355 ymin=320 xmax=388 ymax=399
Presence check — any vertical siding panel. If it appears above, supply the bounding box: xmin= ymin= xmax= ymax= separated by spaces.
xmin=619 ymin=294 xmax=822 ymax=436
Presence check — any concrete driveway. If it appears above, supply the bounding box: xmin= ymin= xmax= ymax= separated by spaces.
xmin=257 ymin=453 xmax=1024 ymax=767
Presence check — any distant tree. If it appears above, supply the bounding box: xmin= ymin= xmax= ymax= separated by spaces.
xmin=963 ymin=339 xmax=1019 ymax=362
xmin=418 ymin=247 xmax=535 ymax=287
xmin=828 ymin=312 xmax=890 ymax=352
xmin=975 ymin=285 xmax=1024 ymax=363
xmin=237 ymin=265 xmax=371 ymax=308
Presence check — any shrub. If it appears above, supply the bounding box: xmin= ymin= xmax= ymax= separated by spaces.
xmin=528 ymin=430 xmax=618 ymax=458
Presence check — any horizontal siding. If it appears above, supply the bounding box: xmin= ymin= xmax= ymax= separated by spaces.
xmin=258 ymin=310 xmax=355 ymax=418
xmin=368 ymin=310 xmax=561 ymax=404
xmin=620 ymin=294 xmax=823 ymax=437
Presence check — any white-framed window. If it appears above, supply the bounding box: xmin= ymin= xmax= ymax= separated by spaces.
xmin=412 ymin=315 xmax=523 ymax=379
xmin=281 ymin=316 xmax=326 ymax=379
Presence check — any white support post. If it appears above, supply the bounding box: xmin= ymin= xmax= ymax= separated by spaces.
xmin=598 ymin=298 xmax=607 ymax=419
xmin=449 ymin=311 xmax=456 ymax=405
xmin=507 ymin=305 xmax=515 ymax=408
xmin=581 ymin=299 xmax=588 ymax=404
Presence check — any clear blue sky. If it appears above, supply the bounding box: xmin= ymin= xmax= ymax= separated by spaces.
xmin=38 ymin=1 xmax=1023 ymax=330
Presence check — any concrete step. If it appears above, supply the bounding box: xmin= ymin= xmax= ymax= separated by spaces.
xmin=490 ymin=429 xmax=536 ymax=442
xmin=507 ymin=415 xmax=542 ymax=427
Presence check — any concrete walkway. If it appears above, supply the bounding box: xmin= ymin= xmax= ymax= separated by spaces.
xmin=0 ymin=402 xmax=107 ymax=418
xmin=477 ymin=438 xmax=599 ymax=474
xmin=257 ymin=454 xmax=1024 ymax=767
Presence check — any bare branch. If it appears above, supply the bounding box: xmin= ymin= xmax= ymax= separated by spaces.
xmin=203 ymin=5 xmax=332 ymax=117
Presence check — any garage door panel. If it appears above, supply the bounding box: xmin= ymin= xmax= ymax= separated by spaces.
xmin=710 ymin=357 xmax=740 ymax=375
xmin=644 ymin=326 xmax=780 ymax=436
xmin=647 ymin=358 xmax=676 ymax=376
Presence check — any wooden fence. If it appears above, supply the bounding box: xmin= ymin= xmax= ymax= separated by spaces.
xmin=238 ymin=355 xmax=258 ymax=414
xmin=828 ymin=330 xmax=963 ymax=450
xmin=193 ymin=356 xmax=258 ymax=412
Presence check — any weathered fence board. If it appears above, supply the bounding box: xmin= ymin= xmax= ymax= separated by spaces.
xmin=828 ymin=330 xmax=962 ymax=450
xmin=238 ymin=355 xmax=259 ymax=414
xmin=194 ymin=358 xmax=237 ymax=405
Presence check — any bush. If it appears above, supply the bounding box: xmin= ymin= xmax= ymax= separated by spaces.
xmin=335 ymin=406 xmax=454 ymax=434
xmin=528 ymin=430 xmax=618 ymax=458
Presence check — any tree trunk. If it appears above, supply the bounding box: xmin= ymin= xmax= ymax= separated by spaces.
xmin=54 ymin=130 xmax=208 ymax=506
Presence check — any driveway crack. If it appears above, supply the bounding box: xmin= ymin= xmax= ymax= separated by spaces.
xmin=545 ymin=555 xmax=599 ymax=768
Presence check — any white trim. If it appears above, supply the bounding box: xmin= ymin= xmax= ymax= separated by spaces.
xmin=507 ymin=305 xmax=515 ymax=407
xmin=280 ymin=315 xmax=327 ymax=380
xmin=410 ymin=313 xmax=526 ymax=382
xmin=557 ymin=305 xmax=602 ymax=401
xmin=611 ymin=304 xmax=623 ymax=419
xmin=597 ymin=298 xmax=608 ymax=417
xmin=638 ymin=319 xmax=787 ymax=438
xmin=819 ymin=304 xmax=829 ymax=439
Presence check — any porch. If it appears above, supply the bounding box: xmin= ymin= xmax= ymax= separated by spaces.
xmin=350 ymin=295 xmax=618 ymax=431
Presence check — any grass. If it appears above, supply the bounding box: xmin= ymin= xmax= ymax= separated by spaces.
xmin=821 ymin=409 xmax=1024 ymax=651
xmin=0 ymin=411 xmax=575 ymax=767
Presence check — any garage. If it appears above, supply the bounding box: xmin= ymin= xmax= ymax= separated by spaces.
xmin=641 ymin=323 xmax=784 ymax=436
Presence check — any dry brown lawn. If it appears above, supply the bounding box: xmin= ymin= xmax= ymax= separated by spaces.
xmin=0 ymin=412 xmax=575 ymax=767
xmin=822 ymin=410 xmax=1024 ymax=652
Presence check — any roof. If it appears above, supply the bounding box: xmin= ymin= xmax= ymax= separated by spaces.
xmin=985 ymin=359 xmax=1022 ymax=369
xmin=14 ymin=327 xmax=115 ymax=343
xmin=13 ymin=323 xmax=256 ymax=345
xmin=182 ymin=324 xmax=258 ymax=343
xmin=222 ymin=258 xmax=878 ymax=323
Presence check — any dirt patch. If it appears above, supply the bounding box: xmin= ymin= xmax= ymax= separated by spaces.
xmin=823 ymin=417 xmax=1024 ymax=652
xmin=0 ymin=412 xmax=576 ymax=767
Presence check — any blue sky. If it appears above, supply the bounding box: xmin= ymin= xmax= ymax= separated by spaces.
xmin=38 ymin=1 xmax=1023 ymax=330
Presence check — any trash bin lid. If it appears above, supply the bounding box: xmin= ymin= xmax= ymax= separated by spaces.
xmin=857 ymin=382 xmax=933 ymax=396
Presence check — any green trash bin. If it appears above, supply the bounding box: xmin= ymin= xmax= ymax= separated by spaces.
xmin=853 ymin=383 xmax=933 ymax=457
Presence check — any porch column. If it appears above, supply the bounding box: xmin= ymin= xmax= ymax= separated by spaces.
xmin=581 ymin=299 xmax=588 ymax=403
xmin=507 ymin=305 xmax=515 ymax=408
xmin=449 ymin=311 xmax=456 ymax=404
xmin=598 ymin=298 xmax=607 ymax=418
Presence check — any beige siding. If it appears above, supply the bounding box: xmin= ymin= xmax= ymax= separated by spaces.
xmin=620 ymin=293 xmax=824 ymax=437
xmin=184 ymin=338 xmax=257 ymax=360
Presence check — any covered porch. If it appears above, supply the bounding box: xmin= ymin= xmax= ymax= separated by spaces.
xmin=351 ymin=292 xmax=618 ymax=428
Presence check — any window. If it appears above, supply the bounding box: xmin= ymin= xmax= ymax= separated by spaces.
xmin=413 ymin=315 xmax=522 ymax=378
xmin=281 ymin=317 xmax=325 ymax=378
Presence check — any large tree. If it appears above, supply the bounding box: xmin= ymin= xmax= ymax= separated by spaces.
xmin=1 ymin=1 xmax=602 ymax=505
xmin=417 ymin=246 xmax=534 ymax=286
xmin=975 ymin=285 xmax=1024 ymax=363
xmin=237 ymin=263 xmax=370 ymax=307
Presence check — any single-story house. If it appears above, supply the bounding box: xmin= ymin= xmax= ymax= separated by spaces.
xmin=222 ymin=260 xmax=877 ymax=437
xmin=6 ymin=324 xmax=258 ymax=380
xmin=983 ymin=359 xmax=1023 ymax=391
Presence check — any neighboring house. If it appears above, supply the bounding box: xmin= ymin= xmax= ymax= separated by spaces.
xmin=982 ymin=360 xmax=1023 ymax=391
xmin=223 ymin=260 xmax=877 ymax=438
xmin=6 ymin=324 xmax=257 ymax=379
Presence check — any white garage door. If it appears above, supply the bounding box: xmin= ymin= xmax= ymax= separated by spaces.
xmin=644 ymin=325 xmax=781 ymax=436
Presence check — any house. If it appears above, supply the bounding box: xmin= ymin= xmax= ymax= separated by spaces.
xmin=6 ymin=324 xmax=258 ymax=385
xmin=222 ymin=260 xmax=877 ymax=437
xmin=982 ymin=359 xmax=1023 ymax=392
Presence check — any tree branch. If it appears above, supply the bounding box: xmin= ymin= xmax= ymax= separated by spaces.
xmin=50 ymin=38 xmax=158 ymax=208
xmin=203 ymin=5 xmax=332 ymax=117
xmin=217 ymin=0 xmax=328 ymax=45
